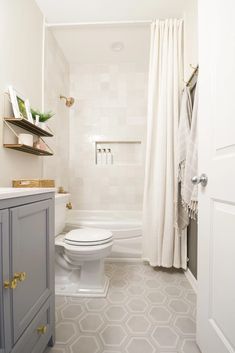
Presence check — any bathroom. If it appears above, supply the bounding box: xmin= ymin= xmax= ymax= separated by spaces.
xmin=0 ymin=1 xmax=234 ymax=353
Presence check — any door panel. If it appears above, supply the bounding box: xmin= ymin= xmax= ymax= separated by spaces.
xmin=210 ymin=203 xmax=235 ymax=348
xmin=197 ymin=0 xmax=235 ymax=352
xmin=10 ymin=199 xmax=53 ymax=343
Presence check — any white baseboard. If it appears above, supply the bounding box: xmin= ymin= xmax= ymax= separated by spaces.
xmin=184 ymin=268 xmax=197 ymax=293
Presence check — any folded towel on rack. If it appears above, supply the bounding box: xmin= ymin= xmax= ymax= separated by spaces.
xmin=181 ymin=84 xmax=198 ymax=220
xmin=176 ymin=87 xmax=192 ymax=232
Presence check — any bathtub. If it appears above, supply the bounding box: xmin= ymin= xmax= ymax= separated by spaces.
xmin=65 ymin=210 xmax=143 ymax=261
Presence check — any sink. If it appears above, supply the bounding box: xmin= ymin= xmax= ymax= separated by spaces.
xmin=0 ymin=188 xmax=19 ymax=193
xmin=0 ymin=187 xmax=56 ymax=200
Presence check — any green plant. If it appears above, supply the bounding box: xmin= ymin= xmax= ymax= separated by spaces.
xmin=31 ymin=108 xmax=54 ymax=122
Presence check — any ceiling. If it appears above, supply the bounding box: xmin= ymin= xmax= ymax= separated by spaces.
xmin=35 ymin=0 xmax=188 ymax=23
xmin=50 ymin=24 xmax=151 ymax=66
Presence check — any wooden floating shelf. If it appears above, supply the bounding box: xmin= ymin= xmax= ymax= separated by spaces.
xmin=4 ymin=118 xmax=53 ymax=137
xmin=4 ymin=144 xmax=53 ymax=156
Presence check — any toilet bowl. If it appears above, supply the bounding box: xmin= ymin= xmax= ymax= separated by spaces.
xmin=55 ymin=194 xmax=113 ymax=297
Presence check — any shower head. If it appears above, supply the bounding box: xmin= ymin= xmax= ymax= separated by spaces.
xmin=60 ymin=95 xmax=75 ymax=107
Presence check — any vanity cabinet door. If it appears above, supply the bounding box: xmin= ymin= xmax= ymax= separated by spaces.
xmin=0 ymin=210 xmax=11 ymax=353
xmin=10 ymin=199 xmax=54 ymax=344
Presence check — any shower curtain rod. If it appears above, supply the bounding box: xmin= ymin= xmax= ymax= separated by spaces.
xmin=46 ymin=20 xmax=153 ymax=28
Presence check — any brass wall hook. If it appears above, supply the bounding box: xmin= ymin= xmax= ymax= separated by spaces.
xmin=190 ymin=64 xmax=198 ymax=70
xmin=66 ymin=202 xmax=72 ymax=210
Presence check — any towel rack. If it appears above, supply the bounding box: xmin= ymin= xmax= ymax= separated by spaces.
xmin=185 ymin=65 xmax=199 ymax=87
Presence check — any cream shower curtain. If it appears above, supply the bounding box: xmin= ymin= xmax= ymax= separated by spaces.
xmin=142 ymin=19 xmax=187 ymax=269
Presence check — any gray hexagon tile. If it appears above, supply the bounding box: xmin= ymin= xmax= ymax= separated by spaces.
xmin=55 ymin=322 xmax=77 ymax=344
xmin=145 ymin=278 xmax=161 ymax=289
xmin=185 ymin=291 xmax=197 ymax=305
xmin=182 ymin=339 xmax=201 ymax=353
xmin=126 ymin=337 xmax=155 ymax=353
xmin=179 ymin=279 xmax=193 ymax=289
xmin=55 ymin=296 xmax=68 ymax=309
xmin=175 ymin=317 xmax=196 ymax=335
xmin=61 ymin=304 xmax=83 ymax=319
xmin=152 ymin=326 xmax=179 ymax=348
xmin=108 ymin=290 xmax=128 ymax=304
xmin=159 ymin=271 xmax=178 ymax=284
xmin=164 ymin=285 xmax=182 ymax=297
xmin=70 ymin=336 xmax=100 ymax=353
xmin=149 ymin=306 xmax=172 ymax=323
xmin=110 ymin=278 xmax=128 ymax=289
xmin=127 ymin=298 xmax=148 ymax=313
xmin=86 ymin=298 xmax=107 ymax=312
xmin=47 ymin=263 xmax=197 ymax=353
xmin=126 ymin=272 xmax=143 ymax=282
xmin=100 ymin=325 xmax=127 ymax=346
xmin=105 ymin=305 xmax=128 ymax=322
xmin=126 ymin=315 xmax=151 ymax=334
xmin=114 ymin=269 xmax=128 ymax=279
xmin=127 ymin=284 xmax=145 ymax=296
xmin=169 ymin=299 xmax=190 ymax=314
xmin=123 ymin=264 xmax=144 ymax=273
xmin=146 ymin=290 xmax=165 ymax=304
xmin=45 ymin=348 xmax=67 ymax=353
xmin=105 ymin=264 xmax=115 ymax=274
xmin=79 ymin=313 xmax=103 ymax=332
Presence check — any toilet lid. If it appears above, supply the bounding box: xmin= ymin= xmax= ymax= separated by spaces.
xmin=64 ymin=228 xmax=113 ymax=246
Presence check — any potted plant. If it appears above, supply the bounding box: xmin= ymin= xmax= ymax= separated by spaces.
xmin=31 ymin=109 xmax=54 ymax=130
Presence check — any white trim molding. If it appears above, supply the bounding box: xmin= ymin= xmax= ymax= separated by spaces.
xmin=184 ymin=268 xmax=197 ymax=293
xmin=45 ymin=20 xmax=153 ymax=28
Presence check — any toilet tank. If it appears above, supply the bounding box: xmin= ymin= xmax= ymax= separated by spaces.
xmin=55 ymin=193 xmax=71 ymax=236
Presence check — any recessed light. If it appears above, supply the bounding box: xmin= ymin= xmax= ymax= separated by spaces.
xmin=111 ymin=41 xmax=124 ymax=52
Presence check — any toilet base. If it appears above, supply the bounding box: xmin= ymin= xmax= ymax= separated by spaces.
xmin=55 ymin=267 xmax=110 ymax=298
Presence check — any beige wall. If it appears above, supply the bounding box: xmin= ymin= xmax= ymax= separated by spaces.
xmin=0 ymin=0 xmax=44 ymax=186
xmin=183 ymin=0 xmax=198 ymax=79
xmin=43 ymin=29 xmax=70 ymax=190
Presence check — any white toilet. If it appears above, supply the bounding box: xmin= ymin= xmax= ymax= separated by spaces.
xmin=54 ymin=194 xmax=113 ymax=297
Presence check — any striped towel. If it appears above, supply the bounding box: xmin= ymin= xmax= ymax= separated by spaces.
xmin=176 ymin=87 xmax=192 ymax=231
xmin=181 ymin=85 xmax=198 ymax=219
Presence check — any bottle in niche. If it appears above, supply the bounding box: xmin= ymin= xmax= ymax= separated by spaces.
xmin=107 ymin=148 xmax=113 ymax=165
xmin=97 ymin=148 xmax=102 ymax=165
xmin=101 ymin=149 xmax=107 ymax=165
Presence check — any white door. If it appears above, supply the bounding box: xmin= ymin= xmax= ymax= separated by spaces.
xmin=197 ymin=0 xmax=235 ymax=352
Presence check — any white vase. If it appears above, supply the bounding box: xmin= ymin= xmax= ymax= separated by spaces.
xmin=34 ymin=115 xmax=40 ymax=126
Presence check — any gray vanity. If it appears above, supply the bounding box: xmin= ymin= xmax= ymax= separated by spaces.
xmin=0 ymin=188 xmax=55 ymax=353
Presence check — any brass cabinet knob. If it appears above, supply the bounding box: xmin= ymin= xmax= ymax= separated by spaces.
xmin=4 ymin=279 xmax=18 ymax=289
xmin=14 ymin=272 xmax=26 ymax=282
xmin=37 ymin=325 xmax=47 ymax=335
xmin=66 ymin=202 xmax=72 ymax=210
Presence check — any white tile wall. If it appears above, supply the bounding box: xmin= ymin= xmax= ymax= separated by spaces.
xmin=69 ymin=63 xmax=148 ymax=210
xmin=43 ymin=29 xmax=70 ymax=190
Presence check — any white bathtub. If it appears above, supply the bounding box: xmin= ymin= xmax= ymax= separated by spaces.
xmin=65 ymin=210 xmax=143 ymax=261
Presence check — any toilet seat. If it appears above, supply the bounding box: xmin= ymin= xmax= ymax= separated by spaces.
xmin=64 ymin=228 xmax=113 ymax=246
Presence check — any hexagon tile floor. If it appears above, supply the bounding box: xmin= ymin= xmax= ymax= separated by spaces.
xmin=46 ymin=263 xmax=201 ymax=353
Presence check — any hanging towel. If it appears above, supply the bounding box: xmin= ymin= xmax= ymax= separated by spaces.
xmin=176 ymin=87 xmax=192 ymax=231
xmin=181 ymin=85 xmax=199 ymax=219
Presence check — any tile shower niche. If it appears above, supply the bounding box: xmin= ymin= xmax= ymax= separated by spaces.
xmin=95 ymin=141 xmax=142 ymax=166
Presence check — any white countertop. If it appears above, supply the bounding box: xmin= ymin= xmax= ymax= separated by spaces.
xmin=0 ymin=187 xmax=56 ymax=200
